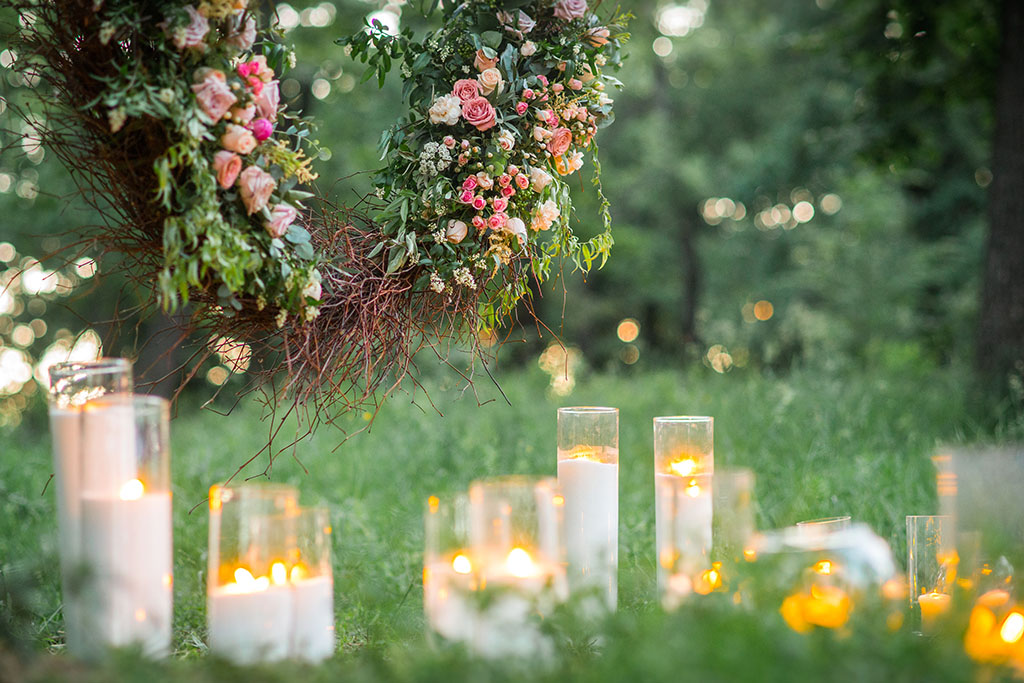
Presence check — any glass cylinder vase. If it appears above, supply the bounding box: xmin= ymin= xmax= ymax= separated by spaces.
xmin=423 ymin=493 xmax=476 ymax=645
xmin=556 ymin=406 xmax=618 ymax=612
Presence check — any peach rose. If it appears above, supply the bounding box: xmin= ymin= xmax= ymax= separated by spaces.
xmin=254 ymin=80 xmax=280 ymax=121
xmin=461 ymin=97 xmax=497 ymax=132
xmin=212 ymin=150 xmax=242 ymax=189
xmin=238 ymin=165 xmax=276 ymax=215
xmin=477 ymin=68 xmax=504 ymax=96
xmin=303 ymin=271 xmax=322 ymax=301
xmin=446 ymin=219 xmax=468 ymax=243
xmin=191 ymin=70 xmax=237 ymax=122
xmin=227 ymin=15 xmax=256 ymax=51
xmin=452 ymin=79 xmax=481 ymax=102
xmin=264 ymin=202 xmax=297 ymax=238
xmin=548 ymin=127 xmax=573 ymax=157
xmin=221 ymin=124 xmax=257 ymax=155
xmin=586 ymin=26 xmax=610 ymax=46
xmin=230 ymin=104 xmax=256 ymax=124
xmin=182 ymin=5 xmax=209 ymax=49
xmin=474 ymin=49 xmax=498 ymax=72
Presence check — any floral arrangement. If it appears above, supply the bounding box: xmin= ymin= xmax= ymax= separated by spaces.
xmin=92 ymin=1 xmax=323 ymax=322
xmin=343 ymin=0 xmax=629 ymax=322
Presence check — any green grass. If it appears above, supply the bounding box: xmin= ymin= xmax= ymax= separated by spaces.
xmin=0 ymin=362 xmax=1019 ymax=681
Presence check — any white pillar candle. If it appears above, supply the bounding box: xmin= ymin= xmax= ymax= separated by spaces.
xmin=208 ymin=577 xmax=294 ymax=664
xmin=79 ymin=488 xmax=173 ymax=657
xmin=655 ymin=472 xmax=712 ymax=597
xmin=48 ymin=408 xmax=85 ymax=652
xmin=424 ymin=558 xmax=476 ymax=644
xmin=290 ymin=575 xmax=335 ymax=662
xmin=557 ymin=450 xmax=618 ymax=610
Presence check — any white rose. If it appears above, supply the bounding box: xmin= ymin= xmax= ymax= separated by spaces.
xmin=445 ymin=219 xmax=468 ymax=243
xmin=498 ymin=129 xmax=515 ymax=151
xmin=529 ymin=167 xmax=552 ymax=192
xmin=520 ymin=41 xmax=537 ymax=57
xmin=428 ymin=94 xmax=463 ymax=126
xmin=507 ymin=217 xmax=528 ymax=245
xmin=477 ymin=68 xmax=504 ymax=96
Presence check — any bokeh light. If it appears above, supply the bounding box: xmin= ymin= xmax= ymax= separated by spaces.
xmin=617 ymin=318 xmax=640 ymax=343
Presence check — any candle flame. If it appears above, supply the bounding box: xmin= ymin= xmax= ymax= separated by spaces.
xmin=452 ymin=554 xmax=472 ymax=575
xmin=119 ymin=479 xmax=145 ymax=500
xmin=271 ymin=562 xmax=288 ymax=586
xmin=290 ymin=563 xmax=309 ymax=583
xmin=670 ymin=458 xmax=697 ymax=477
xmin=743 ymin=547 xmax=757 ymax=562
xmin=814 ymin=560 xmax=833 ymax=575
xmin=427 ymin=495 xmax=440 ymax=514
xmin=685 ymin=479 xmax=701 ymax=497
xmin=1001 ymin=612 xmax=1024 ymax=644
xmin=134 ymin=608 xmax=146 ymax=622
xmin=506 ymin=547 xmax=535 ymax=578
xmin=552 ymin=494 xmax=565 ymax=507
xmin=234 ymin=567 xmax=256 ymax=587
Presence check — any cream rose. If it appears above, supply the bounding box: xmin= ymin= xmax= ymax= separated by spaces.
xmin=529 ymin=167 xmax=552 ymax=192
xmin=429 ymin=94 xmax=463 ymax=125
xmin=520 ymin=41 xmax=537 ymax=57
xmin=303 ymin=271 xmax=322 ymax=301
xmin=212 ymin=150 xmax=242 ymax=189
xmin=497 ymin=129 xmax=515 ymax=152
xmin=532 ymin=199 xmax=561 ymax=231
xmin=238 ymin=165 xmax=276 ymax=216
xmin=253 ymin=80 xmax=280 ymax=121
xmin=221 ymin=124 xmax=257 ymax=155
xmin=507 ymin=217 xmax=528 ymax=245
xmin=477 ymin=68 xmax=504 ymax=96
xmin=445 ymin=219 xmax=468 ymax=243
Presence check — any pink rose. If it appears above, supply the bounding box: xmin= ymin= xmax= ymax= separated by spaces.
xmin=254 ymin=80 xmax=280 ymax=121
xmin=473 ymin=49 xmax=498 ymax=72
xmin=221 ymin=124 xmax=257 ymax=155
xmin=443 ymin=135 xmax=457 ymax=148
xmin=457 ymin=153 xmax=468 ymax=165
xmin=508 ymin=165 xmax=519 ymax=176
xmin=461 ymin=97 xmax=497 ymax=132
xmin=517 ymin=11 xmax=536 ymax=34
xmin=248 ymin=55 xmax=275 ymax=83
xmin=552 ymin=83 xmax=564 ymax=93
xmin=191 ymin=71 xmax=237 ymax=122
xmin=460 ymin=189 xmax=475 ymax=204
xmin=452 ymin=79 xmax=482 ymax=102
xmin=568 ymin=78 xmax=583 ymax=90
xmin=230 ymin=104 xmax=256 ymax=124
xmin=472 ymin=215 xmax=486 ymax=230
xmin=523 ymin=88 xmax=535 ymax=100
xmin=515 ymin=174 xmax=530 ymax=190
xmin=554 ymin=0 xmax=587 ymax=21
xmin=586 ymin=26 xmax=611 ymax=46
xmin=264 ymin=203 xmax=298 ymax=238
xmin=238 ymin=165 xmax=276 ymax=216
xmin=498 ymin=174 xmax=511 ymax=188
xmin=488 ymin=212 xmax=508 ymax=229
xmin=227 ymin=15 xmax=256 ymax=51
xmin=516 ymin=101 xmax=529 ymax=115
xmin=472 ymin=196 xmax=487 ymax=211
xmin=462 ymin=176 xmax=478 ymax=191
xmin=182 ymin=5 xmax=209 ymax=49
xmin=248 ymin=118 xmax=274 ymax=142
xmin=493 ymin=197 xmax=508 ymax=212
xmin=212 ymin=150 xmax=242 ymax=189
xmin=548 ymin=127 xmax=573 ymax=157
xmin=501 ymin=185 xmax=515 ymax=198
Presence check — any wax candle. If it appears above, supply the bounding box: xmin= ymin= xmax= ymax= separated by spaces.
xmin=557 ymin=446 xmax=618 ymax=610
xmin=78 ymin=480 xmax=172 ymax=656
xmin=208 ymin=566 xmax=294 ymax=664
xmin=423 ymin=554 xmax=476 ymax=643
xmin=290 ymin=574 xmax=335 ymax=662
xmin=655 ymin=472 xmax=712 ymax=600
xmin=917 ymin=591 xmax=952 ymax=630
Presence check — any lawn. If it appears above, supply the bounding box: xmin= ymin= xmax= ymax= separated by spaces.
xmin=0 ymin=361 xmax=1019 ymax=681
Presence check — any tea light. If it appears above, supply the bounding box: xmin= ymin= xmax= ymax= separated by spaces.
xmin=917 ymin=591 xmax=952 ymax=628
xmin=557 ymin=405 xmax=619 ymax=612
xmin=208 ymin=565 xmax=294 ymax=663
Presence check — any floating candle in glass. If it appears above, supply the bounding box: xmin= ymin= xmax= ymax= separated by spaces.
xmin=906 ymin=515 xmax=955 ymax=632
xmin=556 ymin=406 xmax=618 ymax=612
xmin=423 ymin=493 xmax=476 ymax=645
xmin=47 ymin=358 xmax=133 ymax=656
xmin=654 ymin=416 xmax=713 ymax=599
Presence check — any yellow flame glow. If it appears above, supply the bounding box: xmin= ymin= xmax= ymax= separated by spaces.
xmin=452 ymin=554 xmax=472 ymax=575
xmin=1001 ymin=612 xmax=1024 ymax=644
xmin=271 ymin=562 xmax=288 ymax=586
xmin=291 ymin=563 xmax=309 ymax=583
xmin=119 ymin=479 xmax=145 ymax=500
xmin=506 ymin=547 xmax=535 ymax=578
xmin=685 ymin=479 xmax=702 ymax=497
xmin=670 ymin=458 xmax=697 ymax=477
xmin=814 ymin=560 xmax=833 ymax=575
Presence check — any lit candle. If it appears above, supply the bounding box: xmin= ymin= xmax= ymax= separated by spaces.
xmin=917 ymin=591 xmax=952 ymax=630
xmin=423 ymin=553 xmax=476 ymax=643
xmin=289 ymin=569 xmax=335 ymax=662
xmin=655 ymin=471 xmax=712 ymax=600
xmin=557 ymin=445 xmax=618 ymax=610
xmin=208 ymin=565 xmax=294 ymax=664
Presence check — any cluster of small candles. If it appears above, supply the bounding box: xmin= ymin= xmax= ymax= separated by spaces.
xmin=44 ymin=360 xmax=1024 ymax=670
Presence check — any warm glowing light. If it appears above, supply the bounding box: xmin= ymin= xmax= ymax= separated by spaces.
xmin=135 ymin=608 xmax=146 ymax=622
xmin=552 ymin=494 xmax=565 ymax=507
xmin=452 ymin=554 xmax=472 ymax=575
xmin=670 ymin=458 xmax=697 ymax=476
xmin=918 ymin=591 xmax=952 ymax=627
xmin=753 ymin=300 xmax=774 ymax=321
xmin=209 ymin=485 xmax=222 ymax=511
xmin=119 ymin=479 xmax=145 ymax=500
xmin=659 ymin=547 xmax=679 ymax=570
xmin=1001 ymin=612 xmax=1024 ymax=643
xmin=290 ymin=563 xmax=309 ymax=583
xmin=427 ymin=495 xmax=440 ymax=514
xmin=743 ymin=547 xmax=757 ymax=562
xmin=617 ymin=318 xmax=640 ymax=343
xmin=163 ymin=574 xmax=173 ymax=588
xmin=234 ymin=567 xmax=256 ymax=587
xmin=685 ymin=479 xmax=702 ymax=497
xmin=271 ymin=562 xmax=288 ymax=586
xmin=506 ymin=547 xmax=535 ymax=578
xmin=814 ymin=560 xmax=833 ymax=575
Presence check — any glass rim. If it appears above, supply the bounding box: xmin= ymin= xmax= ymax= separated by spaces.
xmin=48 ymin=357 xmax=131 ymax=381
xmin=653 ymin=415 xmax=713 ymax=424
xmin=88 ymin=392 xmax=168 ymax=413
xmin=557 ymin=406 xmax=618 ymax=415
xmin=211 ymin=481 xmax=301 ymax=504
xmin=795 ymin=515 xmax=851 ymax=526
xmin=713 ymin=466 xmax=754 ymax=481
xmin=469 ymin=474 xmax=558 ymax=492
xmin=906 ymin=514 xmax=952 ymax=521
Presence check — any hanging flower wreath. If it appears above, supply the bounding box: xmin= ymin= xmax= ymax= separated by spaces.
xmin=7 ymin=0 xmax=628 ymax=443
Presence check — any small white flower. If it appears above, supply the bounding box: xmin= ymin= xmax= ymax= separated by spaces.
xmin=157 ymin=88 xmax=175 ymax=104
xmin=98 ymin=23 xmax=116 ymax=45
xmin=454 ymin=266 xmax=476 ymax=290
xmin=107 ymin=107 xmax=127 ymax=133
xmin=287 ymin=51 xmax=297 ymax=69
xmin=429 ymin=271 xmax=446 ymax=293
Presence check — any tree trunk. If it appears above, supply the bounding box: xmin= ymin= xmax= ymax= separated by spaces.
xmin=680 ymin=215 xmax=702 ymax=347
xmin=976 ymin=0 xmax=1024 ymax=384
